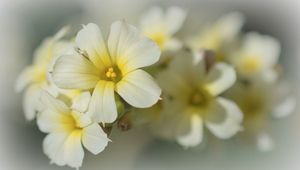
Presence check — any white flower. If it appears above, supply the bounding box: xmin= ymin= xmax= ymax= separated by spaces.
xmin=15 ymin=27 xmax=70 ymax=120
xmin=187 ymin=12 xmax=244 ymax=61
xmin=230 ymin=32 xmax=281 ymax=82
xmin=225 ymin=80 xmax=296 ymax=151
xmin=37 ymin=91 xmax=110 ymax=169
xmin=140 ymin=6 xmax=186 ymax=51
xmin=156 ymin=51 xmax=243 ymax=148
xmin=52 ymin=21 xmax=161 ymax=124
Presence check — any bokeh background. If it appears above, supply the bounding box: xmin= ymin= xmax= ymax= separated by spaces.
xmin=0 ymin=0 xmax=299 ymax=169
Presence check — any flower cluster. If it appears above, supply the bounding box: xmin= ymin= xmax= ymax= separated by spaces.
xmin=16 ymin=6 xmax=296 ymax=169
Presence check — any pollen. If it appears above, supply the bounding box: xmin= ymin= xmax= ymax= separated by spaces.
xmin=105 ymin=67 xmax=117 ymax=78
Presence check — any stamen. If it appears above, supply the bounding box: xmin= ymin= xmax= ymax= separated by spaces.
xmin=105 ymin=67 xmax=117 ymax=79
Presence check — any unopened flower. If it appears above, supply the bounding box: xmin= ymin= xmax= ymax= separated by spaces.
xmin=37 ymin=91 xmax=110 ymax=169
xmin=156 ymin=51 xmax=243 ymax=148
xmin=230 ymin=32 xmax=281 ymax=82
xmin=15 ymin=27 xmax=70 ymax=120
xmin=187 ymin=12 xmax=244 ymax=61
xmin=140 ymin=6 xmax=186 ymax=51
xmin=225 ymin=80 xmax=296 ymax=152
xmin=52 ymin=21 xmax=161 ymax=124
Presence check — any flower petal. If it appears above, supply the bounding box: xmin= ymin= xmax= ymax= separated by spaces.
xmin=156 ymin=69 xmax=191 ymax=102
xmin=40 ymin=90 xmax=69 ymax=113
xmin=37 ymin=109 xmax=74 ymax=133
xmin=43 ymin=131 xmax=85 ymax=169
xmin=272 ymin=96 xmax=296 ymax=118
xmin=82 ymin=123 xmax=110 ymax=155
xmin=116 ymin=69 xmax=161 ymax=108
xmin=53 ymin=26 xmax=70 ymax=41
xmin=15 ymin=66 xmax=35 ymax=93
xmin=204 ymin=63 xmax=236 ymax=96
xmin=156 ymin=52 xmax=206 ymax=102
xmin=23 ymin=85 xmax=44 ymax=121
xmin=52 ymin=54 xmax=100 ymax=90
xmin=140 ymin=7 xmax=164 ymax=34
xmin=256 ymin=132 xmax=274 ymax=152
xmin=205 ymin=97 xmax=243 ymax=139
xmin=164 ymin=38 xmax=182 ymax=51
xmin=108 ymin=20 xmax=160 ymax=74
xmin=177 ymin=114 xmax=203 ymax=148
xmin=76 ymin=23 xmax=111 ymax=68
xmin=88 ymin=80 xmax=117 ymax=123
xmin=151 ymin=99 xmax=190 ymax=140
xmin=215 ymin=12 xmax=245 ymax=43
xmin=43 ymin=133 xmax=69 ymax=166
xmin=71 ymin=92 xmax=91 ymax=113
xmin=165 ymin=6 xmax=186 ymax=34
xmin=243 ymin=32 xmax=280 ymax=69
xmin=63 ymin=130 xmax=85 ymax=169
xmin=38 ymin=91 xmax=75 ymax=133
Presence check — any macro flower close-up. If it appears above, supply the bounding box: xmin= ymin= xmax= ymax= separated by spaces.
xmin=1 ymin=0 xmax=300 ymax=170
xmin=52 ymin=21 xmax=161 ymax=124
xmin=37 ymin=91 xmax=110 ymax=169
xmin=154 ymin=51 xmax=243 ymax=148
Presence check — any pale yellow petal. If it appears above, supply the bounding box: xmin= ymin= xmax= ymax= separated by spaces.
xmin=165 ymin=6 xmax=186 ymax=34
xmin=140 ymin=7 xmax=164 ymax=34
xmin=43 ymin=132 xmax=69 ymax=166
xmin=88 ymin=80 xmax=118 ymax=123
xmin=116 ymin=69 xmax=161 ymax=108
xmin=15 ymin=66 xmax=35 ymax=93
xmin=71 ymin=92 xmax=91 ymax=113
xmin=243 ymin=32 xmax=280 ymax=69
xmin=40 ymin=90 xmax=69 ymax=114
xmin=204 ymin=63 xmax=236 ymax=96
xmin=108 ymin=21 xmax=160 ymax=74
xmin=177 ymin=114 xmax=203 ymax=148
xmin=164 ymin=38 xmax=182 ymax=51
xmin=23 ymin=85 xmax=44 ymax=121
xmin=215 ymin=12 xmax=245 ymax=43
xmin=76 ymin=23 xmax=111 ymax=68
xmin=157 ymin=69 xmax=191 ymax=102
xmin=52 ymin=54 xmax=100 ymax=90
xmin=205 ymin=97 xmax=243 ymax=139
xmin=82 ymin=123 xmax=110 ymax=154
xmin=38 ymin=91 xmax=76 ymax=133
xmin=37 ymin=109 xmax=74 ymax=133
xmin=63 ymin=130 xmax=85 ymax=169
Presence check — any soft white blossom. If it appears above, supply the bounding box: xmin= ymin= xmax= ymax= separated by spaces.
xmin=37 ymin=91 xmax=110 ymax=169
xmin=52 ymin=21 xmax=161 ymax=124
xmin=140 ymin=6 xmax=186 ymax=51
xmin=225 ymin=80 xmax=296 ymax=151
xmin=156 ymin=51 xmax=243 ymax=148
xmin=230 ymin=32 xmax=281 ymax=82
xmin=15 ymin=27 xmax=71 ymax=120
xmin=187 ymin=12 xmax=244 ymax=61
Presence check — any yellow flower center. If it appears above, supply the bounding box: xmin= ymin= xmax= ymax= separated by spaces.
xmin=104 ymin=66 xmax=122 ymax=82
xmin=240 ymin=56 xmax=262 ymax=75
xmin=105 ymin=67 xmax=117 ymax=78
xmin=191 ymin=93 xmax=205 ymax=105
xmin=189 ymin=89 xmax=212 ymax=108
